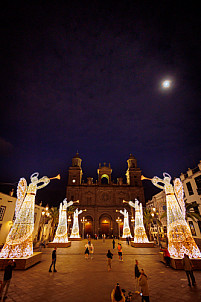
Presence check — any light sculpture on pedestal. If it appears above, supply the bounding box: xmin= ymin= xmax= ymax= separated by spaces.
xmin=119 ymin=209 xmax=132 ymax=238
xmin=129 ymin=199 xmax=149 ymax=243
xmin=70 ymin=208 xmax=83 ymax=238
xmin=152 ymin=173 xmax=201 ymax=258
xmin=0 ymin=173 xmax=51 ymax=258
xmin=53 ymin=198 xmax=73 ymax=243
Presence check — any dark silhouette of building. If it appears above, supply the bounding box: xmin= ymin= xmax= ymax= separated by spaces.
xmin=66 ymin=153 xmax=145 ymax=237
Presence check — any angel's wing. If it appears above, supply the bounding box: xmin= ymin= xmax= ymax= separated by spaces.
xmin=15 ymin=177 xmax=27 ymax=218
xmin=174 ymin=178 xmax=186 ymax=219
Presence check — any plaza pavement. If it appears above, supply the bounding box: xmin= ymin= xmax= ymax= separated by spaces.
xmin=1 ymin=239 xmax=201 ymax=302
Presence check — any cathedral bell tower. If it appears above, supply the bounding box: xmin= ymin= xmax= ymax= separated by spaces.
xmin=126 ymin=154 xmax=142 ymax=186
xmin=68 ymin=153 xmax=83 ymax=185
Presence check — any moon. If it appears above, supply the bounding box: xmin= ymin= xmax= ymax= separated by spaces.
xmin=161 ymin=79 xmax=172 ymax=89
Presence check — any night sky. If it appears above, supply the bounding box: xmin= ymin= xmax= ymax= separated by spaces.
xmin=0 ymin=1 xmax=201 ymax=206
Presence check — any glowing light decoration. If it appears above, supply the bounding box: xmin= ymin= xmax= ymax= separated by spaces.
xmin=70 ymin=208 xmax=83 ymax=238
xmin=120 ymin=209 xmax=132 ymax=238
xmin=53 ymin=198 xmax=73 ymax=243
xmin=129 ymin=199 xmax=149 ymax=243
xmin=152 ymin=173 xmax=201 ymax=259
xmin=0 ymin=173 xmax=50 ymax=258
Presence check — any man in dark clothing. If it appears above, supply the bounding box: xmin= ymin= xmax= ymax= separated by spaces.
xmin=49 ymin=247 xmax=57 ymax=272
xmin=112 ymin=239 xmax=115 ymax=249
xmin=182 ymin=254 xmax=196 ymax=286
xmin=0 ymin=260 xmax=16 ymax=300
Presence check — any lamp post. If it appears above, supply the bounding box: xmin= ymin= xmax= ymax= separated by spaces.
xmin=67 ymin=216 xmax=71 ymax=235
xmin=40 ymin=206 xmax=50 ymax=249
xmin=151 ymin=207 xmax=160 ymax=245
xmin=81 ymin=217 xmax=87 ymax=239
xmin=116 ymin=217 xmax=122 ymax=239
xmin=131 ymin=216 xmax=135 ymax=238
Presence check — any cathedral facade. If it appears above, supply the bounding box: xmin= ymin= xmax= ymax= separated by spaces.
xmin=66 ymin=153 xmax=145 ymax=237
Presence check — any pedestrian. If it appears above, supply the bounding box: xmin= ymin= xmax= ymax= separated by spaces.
xmin=182 ymin=254 xmax=196 ymax=286
xmin=111 ymin=282 xmax=125 ymax=302
xmin=163 ymin=247 xmax=171 ymax=267
xmin=84 ymin=243 xmax=90 ymax=259
xmin=88 ymin=235 xmax=91 ymax=245
xmin=49 ymin=247 xmax=57 ymax=272
xmin=89 ymin=242 xmax=94 ymax=259
xmin=106 ymin=250 xmax=113 ymax=271
xmin=117 ymin=243 xmax=123 ymax=261
xmin=135 ymin=260 xmax=141 ymax=291
xmin=126 ymin=236 xmax=129 ymax=245
xmin=103 ymin=234 xmax=106 ymax=243
xmin=112 ymin=238 xmax=115 ymax=249
xmin=0 ymin=260 xmax=16 ymax=301
xmin=139 ymin=269 xmax=150 ymax=302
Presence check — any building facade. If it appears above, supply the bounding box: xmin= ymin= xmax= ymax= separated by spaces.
xmin=66 ymin=153 xmax=145 ymax=237
xmin=180 ymin=160 xmax=201 ymax=239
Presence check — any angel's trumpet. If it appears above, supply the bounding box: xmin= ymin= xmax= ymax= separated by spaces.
xmin=141 ymin=175 xmax=152 ymax=181
xmin=49 ymin=174 xmax=61 ymax=180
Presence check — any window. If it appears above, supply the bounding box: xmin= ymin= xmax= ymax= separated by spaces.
xmin=188 ymin=221 xmax=196 ymax=236
xmin=0 ymin=206 xmax=6 ymax=221
xmin=186 ymin=182 xmax=194 ymax=195
xmin=194 ymin=175 xmax=201 ymax=195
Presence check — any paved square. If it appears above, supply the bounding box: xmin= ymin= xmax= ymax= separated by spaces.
xmin=1 ymin=240 xmax=201 ymax=301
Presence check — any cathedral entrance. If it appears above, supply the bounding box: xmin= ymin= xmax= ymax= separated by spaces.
xmin=99 ymin=214 xmax=112 ymax=237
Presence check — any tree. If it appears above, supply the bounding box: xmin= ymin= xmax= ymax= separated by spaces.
xmin=49 ymin=207 xmax=59 ymax=241
xmin=143 ymin=209 xmax=162 ymax=241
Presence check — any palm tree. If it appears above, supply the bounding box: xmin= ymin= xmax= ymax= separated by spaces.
xmin=185 ymin=201 xmax=201 ymax=222
xmin=143 ymin=209 xmax=162 ymax=241
xmin=49 ymin=207 xmax=59 ymax=241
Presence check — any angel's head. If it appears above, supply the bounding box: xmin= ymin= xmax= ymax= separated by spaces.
xmin=163 ymin=172 xmax=171 ymax=184
xmin=30 ymin=172 xmax=39 ymax=183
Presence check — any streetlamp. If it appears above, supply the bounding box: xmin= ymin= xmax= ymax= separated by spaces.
xmin=81 ymin=217 xmax=87 ymax=239
xmin=131 ymin=216 xmax=135 ymax=238
xmin=116 ymin=217 xmax=122 ymax=238
xmin=40 ymin=206 xmax=50 ymax=249
xmin=151 ymin=208 xmax=160 ymax=245
xmin=67 ymin=216 xmax=71 ymax=235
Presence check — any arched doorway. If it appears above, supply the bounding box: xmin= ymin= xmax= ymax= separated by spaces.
xmin=84 ymin=216 xmax=93 ymax=238
xmin=99 ymin=214 xmax=112 ymax=237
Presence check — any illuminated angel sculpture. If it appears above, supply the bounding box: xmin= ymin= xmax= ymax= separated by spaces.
xmin=53 ymin=199 xmax=73 ymax=243
xmin=0 ymin=173 xmax=51 ymax=258
xmin=152 ymin=173 xmax=201 ymax=258
xmin=70 ymin=209 xmax=83 ymax=238
xmin=129 ymin=199 xmax=149 ymax=243
xmin=120 ymin=209 xmax=132 ymax=238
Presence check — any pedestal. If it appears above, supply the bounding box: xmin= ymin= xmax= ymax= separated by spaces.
xmin=47 ymin=242 xmax=71 ymax=248
xmin=69 ymin=238 xmax=82 ymax=241
xmin=0 ymin=252 xmax=42 ymax=270
xmin=131 ymin=242 xmax=155 ymax=248
xmin=159 ymin=252 xmax=201 ymax=270
xmin=120 ymin=237 xmax=133 ymax=241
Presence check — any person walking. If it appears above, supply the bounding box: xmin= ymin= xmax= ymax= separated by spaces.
xmin=84 ymin=243 xmax=90 ymax=259
xmin=89 ymin=242 xmax=94 ymax=259
xmin=111 ymin=283 xmax=125 ymax=302
xmin=135 ymin=259 xmax=141 ymax=292
xmin=49 ymin=247 xmax=57 ymax=272
xmin=139 ymin=269 xmax=150 ymax=302
xmin=182 ymin=254 xmax=196 ymax=286
xmin=112 ymin=238 xmax=115 ymax=249
xmin=117 ymin=243 xmax=123 ymax=261
xmin=106 ymin=250 xmax=113 ymax=271
xmin=0 ymin=260 xmax=16 ymax=301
